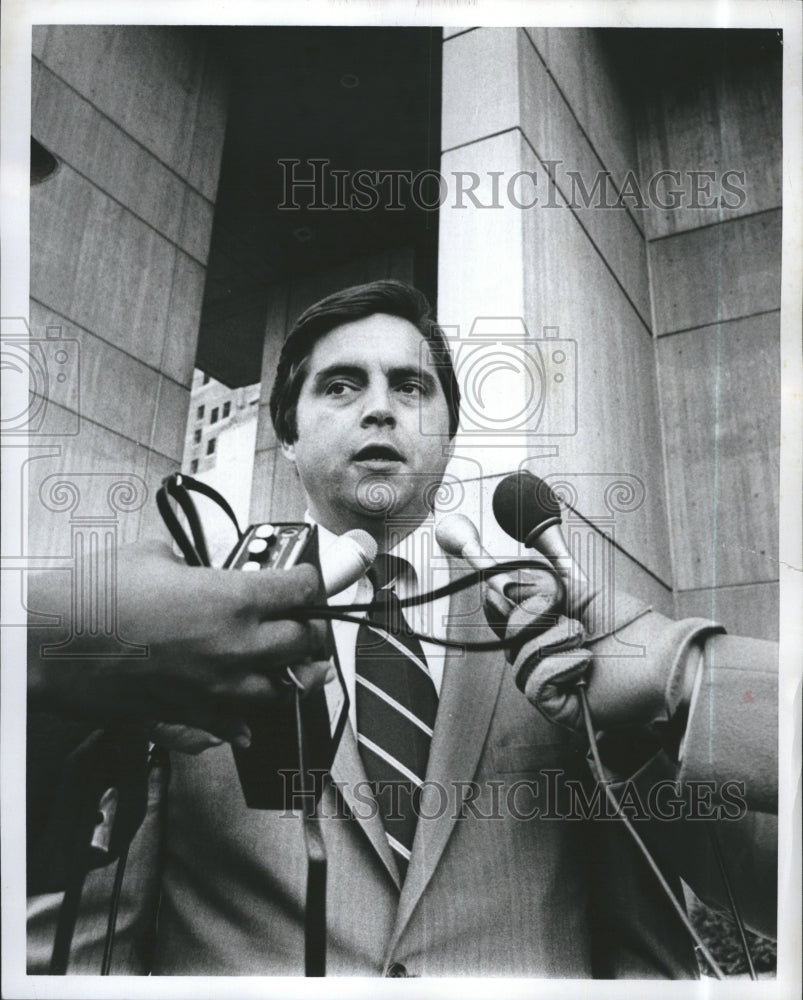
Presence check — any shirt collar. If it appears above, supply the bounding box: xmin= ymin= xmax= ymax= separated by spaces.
xmin=308 ymin=512 xmax=445 ymax=598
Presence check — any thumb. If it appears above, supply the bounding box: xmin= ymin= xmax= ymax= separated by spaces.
xmin=482 ymin=584 xmax=511 ymax=640
xmin=522 ymin=648 xmax=593 ymax=731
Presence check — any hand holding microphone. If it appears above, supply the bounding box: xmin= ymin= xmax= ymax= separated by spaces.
xmin=489 ymin=472 xmax=721 ymax=734
xmin=435 ymin=512 xmax=581 ymax=691
xmin=434 ymin=512 xmax=563 ymax=625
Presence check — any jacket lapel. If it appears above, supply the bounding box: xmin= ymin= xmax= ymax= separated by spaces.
xmin=330 ymin=720 xmax=401 ymax=888
xmin=389 ymin=562 xmax=506 ymax=947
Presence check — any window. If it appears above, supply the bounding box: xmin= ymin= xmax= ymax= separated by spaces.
xmin=190 ymin=459 xmax=198 ymax=473
xmin=210 ymin=407 xmax=219 ymax=424
xmin=193 ymin=429 xmax=201 ymax=445
xmin=222 ymin=401 xmax=231 ymax=418
xmin=197 ymin=405 xmax=204 ymax=421
xmin=206 ymin=438 xmax=216 ymax=455
xmin=202 ymin=373 xmax=211 ymax=385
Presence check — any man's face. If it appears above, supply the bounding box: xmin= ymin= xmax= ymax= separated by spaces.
xmin=281 ymin=313 xmax=453 ymax=542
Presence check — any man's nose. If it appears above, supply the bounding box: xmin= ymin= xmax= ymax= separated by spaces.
xmin=360 ymin=385 xmax=396 ymax=427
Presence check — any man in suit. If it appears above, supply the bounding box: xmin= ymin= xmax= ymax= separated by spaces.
xmin=26 ymin=279 xmax=778 ymax=977
xmin=145 ymin=280 xmax=777 ymax=976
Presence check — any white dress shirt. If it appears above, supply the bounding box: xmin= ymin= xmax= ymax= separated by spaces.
xmin=314 ymin=516 xmax=452 ymax=733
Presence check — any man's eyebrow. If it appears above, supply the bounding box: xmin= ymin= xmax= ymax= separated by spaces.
xmin=388 ymin=366 xmax=438 ymax=390
xmin=311 ymin=364 xmax=367 ymax=389
xmin=310 ymin=363 xmax=438 ymax=390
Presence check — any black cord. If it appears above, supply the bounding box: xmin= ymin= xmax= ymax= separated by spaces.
xmin=577 ymin=684 xmax=726 ymax=980
xmin=291 ymin=559 xmax=562 ymax=653
xmin=100 ymin=744 xmax=170 ymax=975
xmin=706 ymin=823 xmax=757 ymax=979
xmin=48 ymin=858 xmax=88 ymax=974
xmin=295 ymin=689 xmax=327 ymax=977
xmin=157 ymin=473 xmax=245 ymax=568
xmin=100 ymin=844 xmax=130 ymax=975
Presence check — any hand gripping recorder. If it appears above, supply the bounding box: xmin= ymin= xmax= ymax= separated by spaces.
xmin=226 ymin=522 xmax=376 ymax=809
xmin=156 ymin=473 xmax=375 ymax=811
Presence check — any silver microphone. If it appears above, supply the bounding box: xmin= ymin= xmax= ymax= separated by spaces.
xmin=320 ymin=529 xmax=378 ymax=595
xmin=435 ymin=513 xmax=517 ymax=605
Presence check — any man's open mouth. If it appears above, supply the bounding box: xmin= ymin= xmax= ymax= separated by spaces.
xmin=352 ymin=444 xmax=405 ymax=463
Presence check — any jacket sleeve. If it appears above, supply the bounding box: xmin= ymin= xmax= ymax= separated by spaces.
xmin=679 ymin=632 xmax=778 ymax=813
xmin=590 ymin=611 xmax=778 ymax=941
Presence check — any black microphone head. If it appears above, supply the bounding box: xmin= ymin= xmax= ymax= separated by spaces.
xmin=492 ymin=471 xmax=562 ymax=547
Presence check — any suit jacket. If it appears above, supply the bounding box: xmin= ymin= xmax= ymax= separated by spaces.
xmin=148 ymin=574 xmax=778 ymax=978
xmin=27 ymin=575 xmax=778 ymax=977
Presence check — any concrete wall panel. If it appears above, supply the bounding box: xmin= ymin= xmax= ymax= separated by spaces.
xmin=649 ymin=209 xmax=782 ymax=335
xmin=29 ymin=27 xmax=229 ymax=561
xmin=31 ymin=166 xmax=179 ymax=372
xmin=439 ymin=30 xmax=670 ymax=587
xmin=524 ymin=27 xmax=642 ymax=230
xmin=31 ymin=65 xmax=213 ymax=262
xmin=675 ymin=581 xmax=778 ymax=642
xmin=656 ymin=312 xmax=779 ymax=590
xmin=520 ymin=159 xmax=671 ymax=583
xmin=517 ymin=31 xmax=651 ymax=325
xmin=29 ymin=302 xmax=162 ymax=452
xmin=36 ymin=26 xmax=212 ymax=183
xmin=441 ymin=28 xmax=520 ymax=152
xmin=637 ymin=52 xmax=782 ymax=239
xmin=24 ymin=402 xmax=154 ymax=559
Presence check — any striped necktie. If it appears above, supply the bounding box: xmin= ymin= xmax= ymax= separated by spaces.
xmin=355 ymin=555 xmax=438 ymax=880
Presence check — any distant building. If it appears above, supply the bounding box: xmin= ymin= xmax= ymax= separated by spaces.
xmin=182 ymin=368 xmax=260 ymax=477
xmin=181 ymin=369 xmax=261 ymax=563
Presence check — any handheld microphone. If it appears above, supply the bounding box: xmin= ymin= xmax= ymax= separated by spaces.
xmin=320 ymin=529 xmax=377 ymax=595
xmin=435 ymin=513 xmax=519 ymax=605
xmin=492 ymin=471 xmax=592 ymax=614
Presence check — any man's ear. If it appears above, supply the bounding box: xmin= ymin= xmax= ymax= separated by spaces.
xmin=280 ymin=439 xmax=296 ymax=463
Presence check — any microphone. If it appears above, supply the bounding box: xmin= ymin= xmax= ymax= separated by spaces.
xmin=320 ymin=529 xmax=377 ymax=596
xmin=492 ymin=472 xmax=591 ymax=614
xmin=435 ymin=513 xmax=518 ymax=605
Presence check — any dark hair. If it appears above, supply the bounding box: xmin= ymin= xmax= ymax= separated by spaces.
xmin=269 ymin=279 xmax=461 ymax=443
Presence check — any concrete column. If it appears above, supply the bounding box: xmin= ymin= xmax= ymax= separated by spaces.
xmin=437 ymin=28 xmax=672 ymax=612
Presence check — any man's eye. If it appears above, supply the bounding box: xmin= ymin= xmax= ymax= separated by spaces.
xmin=398 ymin=381 xmax=423 ymax=395
xmin=326 ymin=381 xmax=354 ymax=396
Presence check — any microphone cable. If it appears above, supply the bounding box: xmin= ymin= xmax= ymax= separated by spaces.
xmin=576 ymin=683 xmax=727 ymax=980
xmin=289 ymin=559 xmax=564 ymax=654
